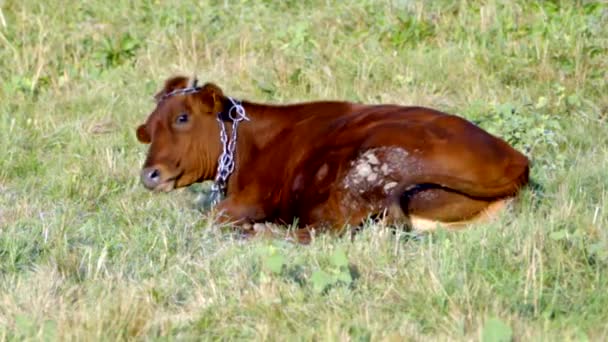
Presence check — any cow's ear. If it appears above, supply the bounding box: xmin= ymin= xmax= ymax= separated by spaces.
xmin=153 ymin=75 xmax=189 ymax=102
xmin=198 ymin=82 xmax=225 ymax=114
xmin=136 ymin=124 xmax=151 ymax=144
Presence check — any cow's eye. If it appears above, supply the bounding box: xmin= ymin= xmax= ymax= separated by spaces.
xmin=175 ymin=113 xmax=189 ymax=124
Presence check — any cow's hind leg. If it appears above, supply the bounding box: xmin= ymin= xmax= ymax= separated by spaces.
xmin=330 ymin=146 xmax=519 ymax=236
xmin=393 ymin=185 xmax=512 ymax=231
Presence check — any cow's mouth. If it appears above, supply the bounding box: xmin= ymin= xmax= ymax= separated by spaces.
xmin=153 ymin=178 xmax=176 ymax=192
xmin=154 ymin=170 xmax=185 ymax=192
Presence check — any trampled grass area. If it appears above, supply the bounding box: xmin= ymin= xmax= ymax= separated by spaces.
xmin=0 ymin=0 xmax=607 ymax=340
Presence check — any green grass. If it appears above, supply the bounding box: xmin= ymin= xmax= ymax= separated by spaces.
xmin=1 ymin=0 xmax=607 ymax=340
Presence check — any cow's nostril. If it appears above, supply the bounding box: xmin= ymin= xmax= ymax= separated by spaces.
xmin=148 ymin=169 xmax=160 ymax=180
xmin=141 ymin=167 xmax=163 ymax=190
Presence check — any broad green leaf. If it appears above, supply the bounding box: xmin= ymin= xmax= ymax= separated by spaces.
xmin=566 ymin=94 xmax=581 ymax=107
xmin=263 ymin=253 xmax=285 ymax=274
xmin=482 ymin=317 xmax=513 ymax=342
xmin=549 ymin=230 xmax=568 ymax=241
xmin=336 ymin=269 xmax=353 ymax=284
xmin=311 ymin=270 xmax=334 ymax=293
xmin=330 ymin=248 xmax=349 ymax=268
xmin=42 ymin=320 xmax=58 ymax=342
xmin=14 ymin=314 xmax=33 ymax=334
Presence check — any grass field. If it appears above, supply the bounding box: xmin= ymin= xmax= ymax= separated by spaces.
xmin=1 ymin=0 xmax=607 ymax=340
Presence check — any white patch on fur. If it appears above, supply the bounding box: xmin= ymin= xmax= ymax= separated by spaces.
xmin=365 ymin=153 xmax=380 ymax=165
xmin=341 ymin=147 xmax=410 ymax=208
xmin=380 ymin=164 xmax=391 ymax=175
xmin=383 ymin=181 xmax=398 ymax=192
xmin=355 ymin=162 xmax=372 ymax=181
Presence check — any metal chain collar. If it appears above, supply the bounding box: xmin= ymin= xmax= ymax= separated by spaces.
xmin=160 ymin=86 xmax=201 ymax=101
xmin=209 ymin=97 xmax=250 ymax=206
xmin=157 ymin=84 xmax=203 ymax=103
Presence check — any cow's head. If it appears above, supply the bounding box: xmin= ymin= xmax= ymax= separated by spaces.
xmin=135 ymin=76 xmax=226 ymax=192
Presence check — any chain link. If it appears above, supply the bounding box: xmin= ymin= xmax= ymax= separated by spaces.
xmin=209 ymin=97 xmax=249 ymax=205
xmin=158 ymin=86 xmax=202 ymax=103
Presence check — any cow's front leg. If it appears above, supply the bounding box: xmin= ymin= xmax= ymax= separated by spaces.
xmin=212 ymin=195 xmax=267 ymax=227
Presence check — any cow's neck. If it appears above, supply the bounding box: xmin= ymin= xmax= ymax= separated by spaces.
xmin=236 ymin=102 xmax=290 ymax=145
xmin=216 ymin=100 xmax=304 ymax=196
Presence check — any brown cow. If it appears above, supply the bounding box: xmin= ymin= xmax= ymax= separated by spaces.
xmin=135 ymin=76 xmax=529 ymax=243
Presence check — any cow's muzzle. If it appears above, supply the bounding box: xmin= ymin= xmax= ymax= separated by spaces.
xmin=140 ymin=165 xmax=176 ymax=192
